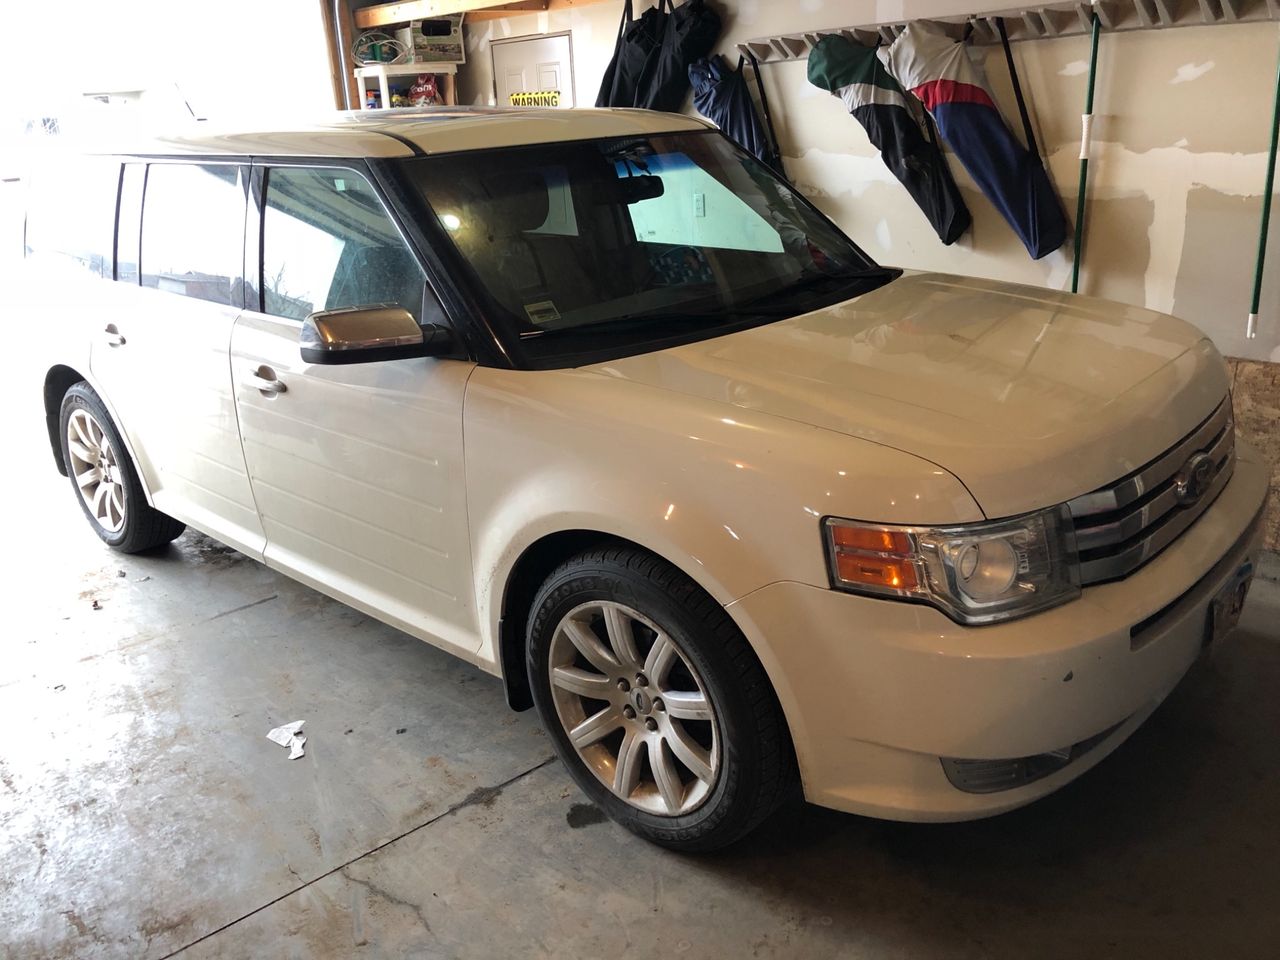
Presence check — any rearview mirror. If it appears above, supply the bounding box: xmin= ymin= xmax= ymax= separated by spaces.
xmin=299 ymin=306 xmax=455 ymax=365
xmin=590 ymin=175 xmax=664 ymax=206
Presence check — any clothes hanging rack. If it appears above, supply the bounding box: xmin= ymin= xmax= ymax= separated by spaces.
xmin=736 ymin=0 xmax=1280 ymax=63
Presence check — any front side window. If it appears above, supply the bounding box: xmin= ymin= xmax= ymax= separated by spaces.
xmin=140 ymin=163 xmax=244 ymax=306
xmin=261 ymin=166 xmax=427 ymax=322
xmin=403 ymin=131 xmax=894 ymax=365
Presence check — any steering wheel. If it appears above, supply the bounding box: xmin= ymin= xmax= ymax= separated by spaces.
xmin=642 ymin=245 xmax=711 ymax=287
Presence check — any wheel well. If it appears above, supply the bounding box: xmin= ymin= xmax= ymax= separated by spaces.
xmin=498 ymin=530 xmax=624 ymax=711
xmin=43 ymin=365 xmax=86 ymax=476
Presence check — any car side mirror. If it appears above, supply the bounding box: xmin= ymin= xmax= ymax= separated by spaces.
xmin=299 ymin=306 xmax=456 ymax=365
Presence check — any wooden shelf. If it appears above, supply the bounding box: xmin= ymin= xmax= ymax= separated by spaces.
xmin=354 ymin=62 xmax=459 ymax=108
xmin=354 ymin=61 xmax=459 ymax=78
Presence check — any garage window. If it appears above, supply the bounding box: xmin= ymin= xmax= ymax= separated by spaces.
xmin=24 ymin=157 xmax=119 ymax=278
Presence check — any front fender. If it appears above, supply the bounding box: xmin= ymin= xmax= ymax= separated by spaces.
xmin=463 ymin=367 xmax=982 ymax=659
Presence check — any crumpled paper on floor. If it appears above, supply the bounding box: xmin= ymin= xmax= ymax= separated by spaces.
xmin=266 ymin=720 xmax=306 ymax=760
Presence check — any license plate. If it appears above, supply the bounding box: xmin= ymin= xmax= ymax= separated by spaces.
xmin=1207 ymin=560 xmax=1254 ymax=646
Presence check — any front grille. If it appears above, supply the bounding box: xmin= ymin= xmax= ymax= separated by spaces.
xmin=1067 ymin=398 xmax=1235 ymax=586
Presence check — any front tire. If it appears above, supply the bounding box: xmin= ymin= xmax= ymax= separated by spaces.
xmin=59 ymin=383 xmax=185 ymax=553
xmin=527 ymin=544 xmax=795 ymax=851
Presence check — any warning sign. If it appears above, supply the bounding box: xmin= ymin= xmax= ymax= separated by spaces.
xmin=509 ymin=90 xmax=561 ymax=107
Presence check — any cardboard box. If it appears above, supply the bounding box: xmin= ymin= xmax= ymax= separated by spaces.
xmin=394 ymin=14 xmax=465 ymax=65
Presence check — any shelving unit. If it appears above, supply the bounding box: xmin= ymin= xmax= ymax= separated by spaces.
xmin=354 ymin=61 xmax=459 ymax=108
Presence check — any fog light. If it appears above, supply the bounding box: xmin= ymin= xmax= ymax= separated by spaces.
xmin=940 ymin=720 xmax=1125 ymax=794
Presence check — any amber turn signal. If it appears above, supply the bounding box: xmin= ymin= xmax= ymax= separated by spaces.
xmin=834 ymin=553 xmax=919 ymax=590
xmin=830 ymin=526 xmax=912 ymax=554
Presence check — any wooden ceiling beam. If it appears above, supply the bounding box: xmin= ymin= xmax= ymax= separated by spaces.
xmin=354 ymin=0 xmax=608 ymax=29
xmin=467 ymin=1 xmax=551 ymax=22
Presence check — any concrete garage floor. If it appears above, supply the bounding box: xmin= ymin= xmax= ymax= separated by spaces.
xmin=2 ymin=266 xmax=1279 ymax=955
xmin=4 ymin=385 xmax=1280 ymax=960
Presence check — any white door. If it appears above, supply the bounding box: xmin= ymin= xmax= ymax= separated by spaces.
xmin=91 ymin=161 xmax=266 ymax=558
xmin=493 ymin=33 xmax=574 ymax=108
xmin=230 ymin=164 xmax=479 ymax=657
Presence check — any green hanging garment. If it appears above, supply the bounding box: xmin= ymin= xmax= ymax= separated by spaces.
xmin=808 ymin=35 xmax=970 ymax=244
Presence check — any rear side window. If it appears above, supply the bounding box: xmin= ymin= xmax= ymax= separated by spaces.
xmin=24 ymin=156 xmax=119 ymax=277
xmin=261 ymin=166 xmax=427 ymax=322
xmin=140 ymin=163 xmax=245 ymax=306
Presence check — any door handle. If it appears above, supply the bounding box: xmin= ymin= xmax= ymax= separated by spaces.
xmin=103 ymin=324 xmax=126 ymax=347
xmin=243 ymin=366 xmax=287 ymax=396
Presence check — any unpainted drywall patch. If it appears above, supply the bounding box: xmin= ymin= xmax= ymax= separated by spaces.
xmin=1058 ymin=60 xmax=1089 ymax=77
xmin=1088 ymin=24 xmax=1275 ymax=155
xmin=1077 ymin=193 xmax=1154 ymax=308
xmin=1171 ymin=61 xmax=1215 ymax=85
xmin=1044 ymin=139 xmax=1271 ymax=316
xmin=1172 ymin=186 xmax=1280 ymax=362
xmin=875 ymin=217 xmax=892 ymax=251
xmin=789 ymin=147 xmax=902 ymax=202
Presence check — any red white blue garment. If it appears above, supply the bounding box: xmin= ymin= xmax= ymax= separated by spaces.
xmin=882 ymin=23 xmax=1067 ymax=260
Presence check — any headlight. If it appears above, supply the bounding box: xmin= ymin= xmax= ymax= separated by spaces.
xmin=822 ymin=507 xmax=1080 ymax=625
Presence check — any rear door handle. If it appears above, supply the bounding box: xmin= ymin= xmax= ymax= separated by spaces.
xmin=103 ymin=324 xmax=126 ymax=347
xmin=243 ymin=366 xmax=287 ymax=396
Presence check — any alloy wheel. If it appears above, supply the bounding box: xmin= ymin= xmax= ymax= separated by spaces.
xmin=66 ymin=409 xmax=126 ymax=534
xmin=548 ymin=600 xmax=720 ymax=816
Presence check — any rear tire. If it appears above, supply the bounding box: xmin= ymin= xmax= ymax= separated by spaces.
xmin=59 ymin=382 xmax=185 ymax=553
xmin=527 ymin=544 xmax=795 ymax=851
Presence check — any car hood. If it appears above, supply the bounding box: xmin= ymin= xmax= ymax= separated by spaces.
xmin=585 ymin=272 xmax=1230 ymax=519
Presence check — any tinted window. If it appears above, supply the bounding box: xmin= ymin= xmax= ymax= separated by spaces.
xmin=621 ymin=152 xmax=782 ymax=253
xmin=140 ymin=163 xmax=244 ymax=306
xmin=24 ymin=156 xmax=119 ymax=277
xmin=262 ymin=166 xmax=427 ymax=322
xmin=116 ymin=163 xmax=144 ymax=283
xmin=406 ymin=132 xmax=890 ymax=366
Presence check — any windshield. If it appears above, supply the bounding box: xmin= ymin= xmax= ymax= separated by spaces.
xmin=403 ymin=131 xmax=896 ymax=366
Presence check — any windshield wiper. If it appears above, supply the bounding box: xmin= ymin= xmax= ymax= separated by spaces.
xmin=735 ymin=267 xmax=898 ymax=316
xmin=522 ymin=309 xmax=724 ymax=339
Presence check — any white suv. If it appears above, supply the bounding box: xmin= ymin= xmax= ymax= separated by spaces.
xmin=25 ymin=109 xmax=1266 ymax=850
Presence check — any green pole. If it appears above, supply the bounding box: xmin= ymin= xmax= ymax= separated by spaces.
xmin=1070 ymin=12 xmax=1101 ymax=295
xmin=1247 ymin=44 xmax=1280 ymax=339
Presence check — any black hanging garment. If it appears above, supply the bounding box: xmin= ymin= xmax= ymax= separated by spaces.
xmin=596 ymin=0 xmax=720 ymax=111
xmin=646 ymin=0 xmax=720 ymax=111
xmin=882 ymin=22 xmax=1067 ymax=259
xmin=595 ymin=0 xmax=665 ymax=108
xmin=806 ymin=35 xmax=970 ymax=245
xmin=688 ymin=55 xmax=771 ymax=164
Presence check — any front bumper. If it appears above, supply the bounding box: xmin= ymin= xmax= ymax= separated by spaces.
xmin=727 ymin=442 xmax=1269 ymax=822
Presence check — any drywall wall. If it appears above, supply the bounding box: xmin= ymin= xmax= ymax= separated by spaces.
xmin=458 ymin=3 xmax=1280 ymax=364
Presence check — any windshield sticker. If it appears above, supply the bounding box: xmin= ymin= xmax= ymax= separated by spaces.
xmin=524 ymin=300 xmax=562 ymax=326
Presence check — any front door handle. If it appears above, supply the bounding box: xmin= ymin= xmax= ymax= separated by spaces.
xmin=243 ymin=365 xmax=287 ymax=396
xmin=103 ymin=324 xmax=126 ymax=347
